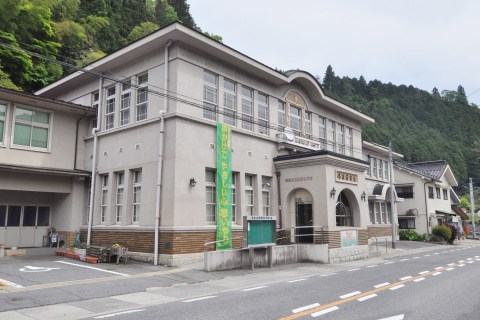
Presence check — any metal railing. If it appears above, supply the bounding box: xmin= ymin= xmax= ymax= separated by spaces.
xmin=203 ymin=236 xmax=244 ymax=253
xmin=368 ymin=231 xmax=388 ymax=253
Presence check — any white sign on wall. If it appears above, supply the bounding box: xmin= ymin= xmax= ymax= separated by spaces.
xmin=341 ymin=230 xmax=358 ymax=248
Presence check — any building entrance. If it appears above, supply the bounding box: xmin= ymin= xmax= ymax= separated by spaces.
xmin=296 ymin=203 xmax=313 ymax=243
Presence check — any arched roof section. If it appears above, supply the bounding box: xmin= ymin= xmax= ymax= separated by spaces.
xmin=285 ymin=70 xmax=374 ymax=125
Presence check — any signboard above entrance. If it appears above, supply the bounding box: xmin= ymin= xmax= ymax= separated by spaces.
xmin=336 ymin=171 xmax=358 ymax=185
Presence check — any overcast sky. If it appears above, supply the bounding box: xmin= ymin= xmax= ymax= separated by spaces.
xmin=188 ymin=0 xmax=480 ymax=105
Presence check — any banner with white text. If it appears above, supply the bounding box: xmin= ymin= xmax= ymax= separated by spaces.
xmin=216 ymin=123 xmax=232 ymax=250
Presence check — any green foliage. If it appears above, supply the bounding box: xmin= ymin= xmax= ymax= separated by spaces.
xmin=446 ymin=224 xmax=457 ymax=244
xmin=155 ymin=0 xmax=178 ymax=27
xmin=203 ymin=32 xmax=223 ymax=43
xmin=431 ymin=225 xmax=452 ymax=243
xmin=0 ymin=68 xmax=22 ymax=90
xmin=126 ymin=22 xmax=160 ymax=43
xmin=167 ymin=0 xmax=199 ymax=30
xmin=399 ymin=230 xmax=422 ymax=241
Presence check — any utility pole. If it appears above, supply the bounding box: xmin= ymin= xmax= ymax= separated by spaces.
xmin=469 ymin=178 xmax=476 ymax=239
xmin=389 ymin=141 xmax=397 ymax=249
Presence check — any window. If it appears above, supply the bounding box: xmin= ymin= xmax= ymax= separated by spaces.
xmin=387 ymin=203 xmax=392 ymax=224
xmin=245 ymin=174 xmax=255 ymax=216
xmin=223 ymin=79 xmax=236 ymax=126
xmin=289 ymin=106 xmax=301 ymax=133
xmin=116 ymin=172 xmax=124 ymax=223
xmin=0 ymin=103 xmax=6 ymax=144
xmin=136 ymin=73 xmax=148 ymax=121
xmin=278 ymin=101 xmax=286 ymax=129
xmin=23 ymin=206 xmax=37 ymax=226
xmin=262 ymin=177 xmax=271 ymax=216
xmin=369 ymin=203 xmax=375 ymax=224
xmin=318 ymin=116 xmax=326 ymax=149
xmin=443 ymin=189 xmax=448 ymax=200
xmin=13 ymin=106 xmax=51 ymax=149
xmin=304 ymin=112 xmax=312 ymax=139
xmin=384 ymin=160 xmax=389 ymax=181
xmin=399 ymin=218 xmax=415 ymax=229
xmin=345 ymin=128 xmax=353 ymax=156
xmin=336 ymin=123 xmax=344 ymax=154
xmin=364 ymin=155 xmax=371 ymax=177
xmin=241 ymin=86 xmax=254 ymax=131
xmin=258 ymin=93 xmax=269 ymax=134
xmin=436 ymin=187 xmax=441 ymax=199
xmin=101 ymin=175 xmax=108 ymax=223
xmin=375 ymin=202 xmax=381 ymax=224
xmin=92 ymin=91 xmax=99 ymax=109
xmin=105 ymin=86 xmax=115 ymax=130
xmin=373 ymin=158 xmax=378 ymax=178
xmin=336 ymin=192 xmax=353 ymax=226
xmin=428 ymin=186 xmax=434 ymax=199
xmin=379 ymin=160 xmax=383 ymax=179
xmin=120 ymin=81 xmax=131 ymax=126
xmin=396 ymin=186 xmax=413 ymax=199
xmin=381 ymin=203 xmax=386 ymax=224
xmin=232 ymin=173 xmax=237 ymax=223
xmin=0 ymin=206 xmax=6 ymax=227
xmin=7 ymin=206 xmax=21 ymax=227
xmin=327 ymin=120 xmax=335 ymax=151
xmin=206 ymin=170 xmax=216 ymax=223
xmin=132 ymin=170 xmax=142 ymax=223
xmin=203 ymin=71 xmax=217 ymax=121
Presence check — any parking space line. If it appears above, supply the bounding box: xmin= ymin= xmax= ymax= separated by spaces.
xmin=0 ymin=278 xmax=23 ymax=288
xmin=55 ymin=261 xmax=129 ymax=276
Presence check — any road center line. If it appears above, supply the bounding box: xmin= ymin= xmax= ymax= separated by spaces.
xmin=389 ymin=284 xmax=405 ymax=290
xmin=400 ymin=276 xmax=412 ymax=280
xmin=55 ymin=261 xmax=129 ymax=276
xmin=418 ymin=271 xmax=429 ymax=275
xmin=432 ymin=272 xmax=442 ymax=276
xmin=94 ymin=309 xmax=145 ymax=318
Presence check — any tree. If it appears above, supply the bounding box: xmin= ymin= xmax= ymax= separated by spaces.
xmin=323 ymin=65 xmax=336 ymax=92
xmin=167 ymin=0 xmax=199 ymax=30
xmin=126 ymin=22 xmax=160 ymax=43
xmin=155 ymin=0 xmax=178 ymax=27
xmin=0 ymin=67 xmax=22 ymax=90
xmin=203 ymin=31 xmax=223 ymax=43
xmin=432 ymin=87 xmax=440 ymax=98
xmin=456 ymin=85 xmax=468 ymax=105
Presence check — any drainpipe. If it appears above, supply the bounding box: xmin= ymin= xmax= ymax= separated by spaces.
xmin=87 ymin=77 xmax=104 ymax=246
xmin=276 ymin=171 xmax=282 ymax=230
xmin=154 ymin=40 xmax=172 ymax=266
xmin=424 ymin=179 xmax=433 ymax=236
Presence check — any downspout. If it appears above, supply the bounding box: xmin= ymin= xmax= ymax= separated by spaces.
xmin=87 ymin=77 xmax=104 ymax=246
xmin=73 ymin=109 xmax=88 ymax=170
xmin=424 ymin=179 xmax=432 ymax=236
xmin=276 ymin=171 xmax=282 ymax=230
xmin=154 ymin=40 xmax=172 ymax=266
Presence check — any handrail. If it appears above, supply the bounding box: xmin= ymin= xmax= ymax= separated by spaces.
xmin=203 ymin=236 xmax=244 ymax=253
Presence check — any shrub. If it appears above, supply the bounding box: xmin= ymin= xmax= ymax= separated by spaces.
xmin=432 ymin=225 xmax=452 ymax=243
xmin=446 ymin=224 xmax=457 ymax=244
xmin=399 ymin=230 xmax=421 ymax=241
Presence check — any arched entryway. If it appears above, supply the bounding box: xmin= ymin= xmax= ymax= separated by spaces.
xmin=286 ymin=188 xmax=314 ymax=243
xmin=336 ymin=189 xmax=360 ymax=227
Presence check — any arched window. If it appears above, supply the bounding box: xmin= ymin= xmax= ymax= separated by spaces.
xmin=336 ymin=191 xmax=353 ymax=226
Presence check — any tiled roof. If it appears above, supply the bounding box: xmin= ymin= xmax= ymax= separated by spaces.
xmin=394 ymin=160 xmax=447 ymax=180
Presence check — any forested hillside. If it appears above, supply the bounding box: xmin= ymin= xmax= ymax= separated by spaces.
xmin=0 ymin=0 xmax=219 ymax=92
xmin=321 ymin=65 xmax=480 ymax=183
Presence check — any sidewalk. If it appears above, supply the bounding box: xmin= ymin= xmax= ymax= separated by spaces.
xmin=2 ymin=240 xmax=478 ymax=320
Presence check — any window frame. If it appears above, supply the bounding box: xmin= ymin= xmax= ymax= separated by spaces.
xmin=206 ymin=169 xmax=216 ymax=223
xmin=105 ymin=86 xmax=116 ymax=130
xmin=132 ymin=169 xmax=142 ymax=224
xmin=116 ymin=172 xmax=124 ymax=224
xmin=318 ymin=116 xmax=326 ymax=149
xmin=241 ymin=86 xmax=254 ymax=131
xmin=443 ymin=189 xmax=448 ymax=200
xmin=278 ymin=101 xmax=286 ymax=130
xmin=245 ymin=174 xmax=255 ymax=216
xmin=0 ymin=101 xmax=7 ymax=146
xmin=120 ymin=80 xmax=131 ymax=126
xmin=223 ymin=78 xmax=236 ymax=126
xmin=100 ymin=175 xmax=108 ymax=224
xmin=436 ymin=187 xmax=441 ymax=199
xmin=203 ymin=70 xmax=218 ymax=121
xmin=428 ymin=186 xmax=434 ymax=199
xmin=289 ymin=105 xmax=301 ymax=134
xmin=257 ymin=92 xmax=269 ymax=135
xmin=136 ymin=73 xmax=148 ymax=122
xmin=12 ymin=104 xmax=52 ymax=151
xmin=399 ymin=218 xmax=416 ymax=229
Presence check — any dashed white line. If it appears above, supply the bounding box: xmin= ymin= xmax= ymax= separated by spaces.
xmin=366 ymin=265 xmax=378 ymax=268
xmin=432 ymin=272 xmax=442 ymax=276
xmin=413 ymin=277 xmax=426 ymax=282
xmin=374 ymin=282 xmax=390 ymax=288
xmin=321 ymin=273 xmax=337 ymax=277
xmin=458 ymin=264 xmax=465 ymax=267
xmin=434 ymin=253 xmax=440 ymax=255
xmin=424 ymin=254 xmax=431 ymax=257
xmin=446 ymin=268 xmax=455 ymax=271
xmin=458 ymin=260 xmax=465 ymax=263
xmin=400 ymin=276 xmax=412 ymax=281
xmin=241 ymin=286 xmax=268 ymax=291
xmin=419 ymin=271 xmax=429 ymax=275
xmin=358 ymin=294 xmax=378 ymax=302
xmin=412 ymin=257 xmax=420 ymax=259
xmin=400 ymin=258 xmax=409 ymax=261
xmin=468 ymin=261 xmax=474 ymax=264
xmin=340 ymin=291 xmax=362 ymax=299
xmin=182 ymin=296 xmax=217 ymax=302
xmin=311 ymin=306 xmax=339 ymax=317
xmin=292 ymin=303 xmax=321 ymax=314
xmin=434 ymin=267 xmax=443 ymax=270
xmin=347 ymin=268 xmax=361 ymax=272
xmin=94 ymin=310 xmax=145 ymax=318
xmin=389 ymin=284 xmax=405 ymax=291
xmin=288 ymin=279 xmax=306 ymax=283
xmin=448 ymin=263 xmax=455 ymax=266
xmin=384 ymin=262 xmax=395 ymax=265
xmin=379 ymin=314 xmax=405 ymax=320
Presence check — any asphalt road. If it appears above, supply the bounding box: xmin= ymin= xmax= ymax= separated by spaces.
xmin=88 ymin=245 xmax=480 ymax=320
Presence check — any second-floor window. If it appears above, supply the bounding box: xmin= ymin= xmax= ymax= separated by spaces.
xmin=345 ymin=128 xmax=353 ymax=156
xmin=327 ymin=120 xmax=335 ymax=151
xmin=241 ymin=87 xmax=253 ymax=131
xmin=443 ymin=189 xmax=448 ymax=200
xmin=436 ymin=187 xmax=441 ymax=199
xmin=258 ymin=93 xmax=269 ymax=135
xmin=105 ymin=86 xmax=115 ymax=130
xmin=304 ymin=112 xmax=312 ymax=139
xmin=289 ymin=106 xmax=301 ymax=133
xmin=223 ymin=79 xmax=236 ymax=126
xmin=428 ymin=186 xmax=434 ymax=199
xmin=318 ymin=116 xmax=326 ymax=149
xmin=396 ymin=186 xmax=413 ymax=199
xmin=0 ymin=103 xmax=6 ymax=144
xmin=278 ymin=101 xmax=286 ymax=129
xmin=13 ymin=106 xmax=51 ymax=149
xmin=336 ymin=123 xmax=344 ymax=154
xmin=203 ymin=71 xmax=217 ymax=121
xmin=136 ymin=73 xmax=148 ymax=121
xmin=120 ymin=81 xmax=131 ymax=126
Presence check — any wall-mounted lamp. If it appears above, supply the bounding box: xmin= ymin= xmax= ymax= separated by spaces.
xmin=361 ymin=191 xmax=367 ymax=201
xmin=189 ymin=178 xmax=197 ymax=188
xmin=330 ymin=187 xmax=336 ymax=199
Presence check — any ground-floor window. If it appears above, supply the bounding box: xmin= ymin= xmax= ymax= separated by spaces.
xmin=399 ymin=218 xmax=415 ymax=229
xmin=369 ymin=201 xmax=390 ymax=224
xmin=336 ymin=191 xmax=353 ymax=226
xmin=0 ymin=205 xmax=50 ymax=227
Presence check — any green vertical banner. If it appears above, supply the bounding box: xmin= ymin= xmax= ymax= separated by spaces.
xmin=216 ymin=123 xmax=232 ymax=250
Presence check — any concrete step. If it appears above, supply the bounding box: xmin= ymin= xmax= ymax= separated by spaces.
xmin=25 ymin=247 xmax=58 ymax=256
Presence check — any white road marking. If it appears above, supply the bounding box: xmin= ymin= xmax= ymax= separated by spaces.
xmin=288 ymin=279 xmax=306 ymax=283
xmin=413 ymin=277 xmax=425 ymax=282
xmin=321 ymin=273 xmax=337 ymax=277
xmin=446 ymin=268 xmax=455 ymax=271
xmin=475 ymin=256 xmax=479 ymax=258
xmin=412 ymin=257 xmax=420 ymax=259
xmin=182 ymin=296 xmax=217 ymax=302
xmin=448 ymin=263 xmax=455 ymax=266
xmin=0 ymin=278 xmax=24 ymax=288
xmin=434 ymin=267 xmax=443 ymax=270
xmin=458 ymin=260 xmax=465 ymax=263
xmin=458 ymin=264 xmax=465 ymax=267
xmin=292 ymin=303 xmax=320 ymax=314
xmin=468 ymin=261 xmax=474 ymax=264
xmin=379 ymin=314 xmax=405 ymax=320
xmin=384 ymin=262 xmax=395 ymax=265
xmin=54 ymin=261 xmax=129 ymax=276
xmin=467 ymin=258 xmax=473 ymax=260
xmin=476 ymin=259 xmax=480 ymax=261
xmin=366 ymin=265 xmax=378 ymax=268
xmin=340 ymin=291 xmax=362 ymax=299
xmin=434 ymin=253 xmax=440 ymax=255
xmin=418 ymin=271 xmax=429 ymax=275
xmin=374 ymin=282 xmax=390 ymax=288
xmin=347 ymin=268 xmax=361 ymax=272
xmin=241 ymin=286 xmax=268 ymax=291
xmin=94 ymin=309 xmax=145 ymax=318
xmin=389 ymin=284 xmax=405 ymax=291
xmin=19 ymin=266 xmax=60 ymax=273
xmin=358 ymin=294 xmax=377 ymax=302
xmin=424 ymin=254 xmax=431 ymax=257
xmin=400 ymin=258 xmax=409 ymax=261
xmin=400 ymin=276 xmax=412 ymax=281
xmin=432 ymin=272 xmax=442 ymax=276
xmin=311 ymin=306 xmax=339 ymax=317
